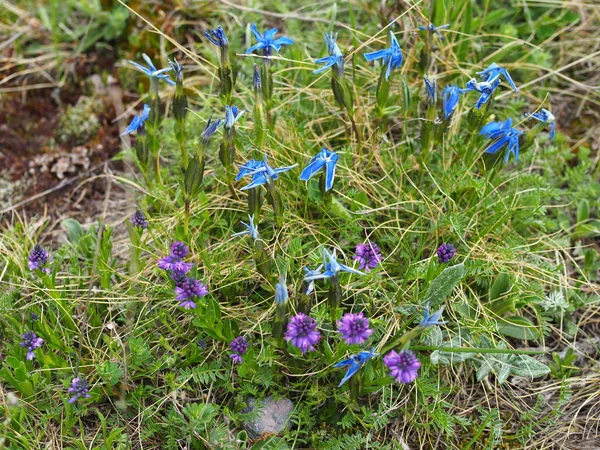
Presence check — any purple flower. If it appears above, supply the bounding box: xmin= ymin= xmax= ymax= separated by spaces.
xmin=19 ymin=331 xmax=43 ymax=360
xmin=229 ymin=336 xmax=249 ymax=364
xmin=353 ymin=242 xmax=382 ymax=272
xmin=130 ymin=210 xmax=148 ymax=229
xmin=174 ymin=277 xmax=208 ymax=309
xmin=28 ymin=244 xmax=52 ymax=274
xmin=157 ymin=242 xmax=193 ymax=273
xmin=68 ymin=377 xmax=91 ymax=403
xmin=171 ymin=270 xmax=188 ymax=287
xmin=383 ymin=350 xmax=421 ymax=384
xmin=337 ymin=312 xmax=373 ymax=345
xmin=436 ymin=243 xmax=456 ymax=263
xmin=285 ymin=313 xmax=321 ymax=353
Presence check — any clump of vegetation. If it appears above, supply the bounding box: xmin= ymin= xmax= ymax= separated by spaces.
xmin=56 ymin=96 xmax=100 ymax=145
xmin=1 ymin=0 xmax=599 ymax=448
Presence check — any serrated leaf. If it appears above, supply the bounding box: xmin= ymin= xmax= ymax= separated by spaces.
xmin=423 ymin=263 xmax=466 ymax=308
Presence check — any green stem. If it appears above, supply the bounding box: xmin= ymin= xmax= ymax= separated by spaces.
xmin=410 ymin=345 xmax=545 ymax=355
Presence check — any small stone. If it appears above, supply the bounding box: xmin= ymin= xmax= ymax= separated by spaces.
xmin=243 ymin=396 xmax=294 ymax=439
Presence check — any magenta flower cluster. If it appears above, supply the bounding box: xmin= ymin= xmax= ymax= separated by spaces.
xmin=285 ymin=313 xmax=322 ymax=353
xmin=158 ymin=241 xmax=193 ymax=273
xmin=383 ymin=350 xmax=421 ymax=384
xmin=28 ymin=244 xmax=52 ymax=274
xmin=436 ymin=243 xmax=456 ymax=263
xmin=20 ymin=331 xmax=43 ymax=360
xmin=337 ymin=312 xmax=373 ymax=345
xmin=353 ymin=242 xmax=382 ymax=272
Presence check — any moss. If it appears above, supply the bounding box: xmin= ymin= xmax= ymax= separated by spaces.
xmin=56 ymin=96 xmax=100 ymax=146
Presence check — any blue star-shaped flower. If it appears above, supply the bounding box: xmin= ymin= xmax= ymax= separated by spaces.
xmin=274 ymin=276 xmax=288 ymax=305
xmin=121 ymin=104 xmax=151 ymax=136
xmin=419 ymin=302 xmax=446 ymax=328
xmin=224 ymin=105 xmax=245 ymax=129
xmin=335 ymin=348 xmax=379 ymax=387
xmin=442 ymin=85 xmax=463 ymax=119
xmin=127 ymin=53 xmax=174 ymax=86
xmin=232 ymin=215 xmax=260 ymax=240
xmin=299 ymin=148 xmax=339 ymax=191
xmin=477 ymin=63 xmax=518 ymax=93
xmin=204 ymin=26 xmax=229 ymax=48
xmin=237 ymin=156 xmax=297 ymax=190
xmin=526 ymin=108 xmax=556 ymax=139
xmin=201 ymin=117 xmax=224 ymax=140
xmin=418 ymin=23 xmax=450 ymax=40
xmin=313 ymin=32 xmax=344 ymax=75
xmin=364 ymin=31 xmax=403 ymax=80
xmin=304 ymin=248 xmax=364 ymax=282
xmin=246 ymin=24 xmax=293 ymax=56
xmin=480 ymin=118 xmax=524 ymax=163
xmin=464 ymin=78 xmax=501 ymax=109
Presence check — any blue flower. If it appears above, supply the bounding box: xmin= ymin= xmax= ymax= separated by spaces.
xmin=526 ymin=108 xmax=556 ymax=139
xmin=304 ymin=248 xmax=364 ymax=282
xmin=224 ymin=105 xmax=244 ymax=129
xmin=275 ymin=276 xmax=288 ymax=305
xmin=480 ymin=118 xmax=524 ymax=163
xmin=299 ymin=148 xmax=339 ymax=191
xmin=419 ymin=302 xmax=446 ymax=328
xmin=127 ymin=53 xmax=174 ymax=85
xmin=121 ymin=104 xmax=151 ymax=136
xmin=334 ymin=348 xmax=378 ymax=387
xmin=204 ymin=26 xmax=229 ymax=48
xmin=302 ymin=266 xmax=322 ymax=294
xmin=477 ymin=63 xmax=518 ymax=93
xmin=232 ymin=215 xmax=260 ymax=240
xmin=313 ymin=32 xmax=344 ymax=75
xmin=253 ymin=64 xmax=262 ymax=91
xmin=201 ymin=117 xmax=224 ymax=141
xmin=464 ymin=78 xmax=501 ymax=109
xmin=237 ymin=156 xmax=298 ymax=190
xmin=364 ymin=31 xmax=403 ymax=80
xmin=246 ymin=24 xmax=293 ymax=56
xmin=442 ymin=85 xmax=462 ymax=119
xmin=424 ymin=77 xmax=436 ymax=103
xmin=168 ymin=59 xmax=184 ymax=82
xmin=418 ymin=23 xmax=450 ymax=40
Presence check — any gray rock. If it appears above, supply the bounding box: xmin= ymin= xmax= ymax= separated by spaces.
xmin=243 ymin=396 xmax=294 ymax=439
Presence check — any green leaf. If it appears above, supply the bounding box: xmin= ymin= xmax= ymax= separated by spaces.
xmin=62 ymin=218 xmax=84 ymax=243
xmin=489 ymin=273 xmax=511 ymax=302
xmin=496 ymin=316 xmax=541 ymax=340
xmin=506 ymin=354 xmax=550 ymax=379
xmin=422 ymin=263 xmax=466 ymax=308
xmin=97 ymin=361 xmax=123 ymax=386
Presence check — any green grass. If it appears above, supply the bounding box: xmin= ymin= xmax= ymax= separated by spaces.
xmin=1 ymin=0 xmax=600 ymax=448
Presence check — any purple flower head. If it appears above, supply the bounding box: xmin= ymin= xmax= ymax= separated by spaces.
xmin=230 ymin=336 xmax=249 ymax=355
xmin=383 ymin=350 xmax=421 ymax=384
xmin=171 ymin=270 xmax=188 ymax=287
xmin=68 ymin=377 xmax=91 ymax=403
xmin=130 ymin=210 xmax=148 ymax=229
xmin=285 ymin=313 xmax=321 ymax=353
xmin=20 ymin=331 xmax=43 ymax=360
xmin=175 ymin=277 xmax=208 ymax=309
xmin=337 ymin=312 xmax=373 ymax=345
xmin=354 ymin=242 xmax=382 ymax=272
xmin=436 ymin=243 xmax=456 ymax=263
xmin=28 ymin=244 xmax=52 ymax=274
xmin=158 ymin=242 xmax=193 ymax=273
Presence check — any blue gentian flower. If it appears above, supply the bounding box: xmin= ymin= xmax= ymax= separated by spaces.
xmin=526 ymin=108 xmax=556 ymax=139
xmin=201 ymin=117 xmax=224 ymax=141
xmin=442 ymin=85 xmax=462 ymax=119
xmin=364 ymin=31 xmax=403 ymax=80
xmin=424 ymin=77 xmax=436 ymax=103
xmin=419 ymin=302 xmax=446 ymax=328
xmin=232 ymin=215 xmax=259 ymax=240
xmin=127 ymin=53 xmax=174 ymax=85
xmin=302 ymin=266 xmax=322 ymax=294
xmin=204 ymin=26 xmax=229 ymax=48
xmin=246 ymin=24 xmax=293 ymax=56
xmin=477 ymin=63 xmax=518 ymax=92
xmin=274 ymin=276 xmax=288 ymax=305
xmin=418 ymin=23 xmax=450 ymax=39
xmin=237 ymin=156 xmax=298 ymax=190
xmin=121 ymin=104 xmax=151 ymax=136
xmin=299 ymin=148 xmax=339 ymax=191
xmin=313 ymin=32 xmax=344 ymax=75
xmin=480 ymin=118 xmax=524 ymax=163
xmin=168 ymin=59 xmax=184 ymax=82
xmin=334 ymin=348 xmax=378 ymax=387
xmin=304 ymin=248 xmax=364 ymax=282
xmin=464 ymin=78 xmax=501 ymax=109
xmin=224 ymin=105 xmax=244 ymax=129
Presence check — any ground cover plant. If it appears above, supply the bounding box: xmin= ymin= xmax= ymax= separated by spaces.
xmin=1 ymin=0 xmax=599 ymax=448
